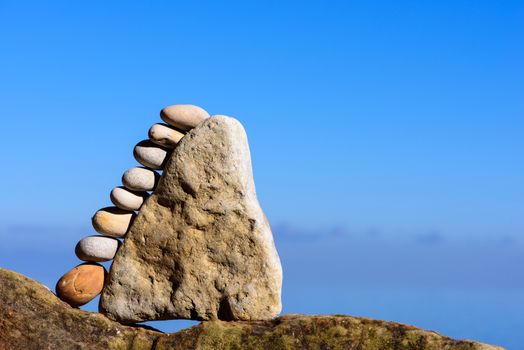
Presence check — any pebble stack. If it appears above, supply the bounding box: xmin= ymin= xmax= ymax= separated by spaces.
xmin=55 ymin=104 xmax=210 ymax=307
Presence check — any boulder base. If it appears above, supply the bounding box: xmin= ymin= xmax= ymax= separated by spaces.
xmin=0 ymin=268 xmax=504 ymax=350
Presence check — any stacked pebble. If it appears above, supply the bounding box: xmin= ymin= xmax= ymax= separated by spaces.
xmin=55 ymin=104 xmax=210 ymax=307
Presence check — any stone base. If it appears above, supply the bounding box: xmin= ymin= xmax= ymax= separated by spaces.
xmin=0 ymin=268 xmax=503 ymax=350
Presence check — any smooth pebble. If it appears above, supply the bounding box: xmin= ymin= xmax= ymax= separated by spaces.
xmin=55 ymin=263 xmax=106 ymax=307
xmin=160 ymin=104 xmax=210 ymax=131
xmin=133 ymin=140 xmax=169 ymax=169
xmin=122 ymin=167 xmax=160 ymax=191
xmin=92 ymin=207 xmax=135 ymax=238
xmin=148 ymin=123 xmax=185 ymax=148
xmin=110 ymin=186 xmax=149 ymax=211
xmin=75 ymin=235 xmax=120 ymax=262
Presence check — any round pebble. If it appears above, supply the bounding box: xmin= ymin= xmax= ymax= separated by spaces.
xmin=133 ymin=140 xmax=170 ymax=170
xmin=55 ymin=263 xmax=106 ymax=307
xmin=92 ymin=207 xmax=135 ymax=237
xmin=110 ymin=186 xmax=149 ymax=211
xmin=122 ymin=167 xmax=160 ymax=192
xmin=148 ymin=123 xmax=185 ymax=148
xmin=160 ymin=104 xmax=210 ymax=131
xmin=75 ymin=235 xmax=120 ymax=262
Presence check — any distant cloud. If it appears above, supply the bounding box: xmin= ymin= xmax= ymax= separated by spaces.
xmin=1 ymin=222 xmax=523 ymax=291
xmin=0 ymin=225 xmax=90 ymax=253
xmin=498 ymin=235 xmax=519 ymax=246
xmin=272 ymin=222 xmax=351 ymax=241
xmin=413 ymin=231 xmax=445 ymax=245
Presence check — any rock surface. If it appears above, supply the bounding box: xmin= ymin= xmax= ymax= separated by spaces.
xmin=100 ymin=116 xmax=282 ymax=323
xmin=0 ymin=268 xmax=504 ymax=350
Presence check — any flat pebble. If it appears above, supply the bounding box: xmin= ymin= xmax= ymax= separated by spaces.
xmin=160 ymin=104 xmax=210 ymax=131
xmin=92 ymin=207 xmax=135 ymax=237
xmin=133 ymin=140 xmax=170 ymax=169
xmin=110 ymin=186 xmax=149 ymax=210
xmin=55 ymin=263 xmax=106 ymax=307
xmin=75 ymin=235 xmax=120 ymax=262
xmin=122 ymin=167 xmax=160 ymax=191
xmin=148 ymin=123 xmax=185 ymax=148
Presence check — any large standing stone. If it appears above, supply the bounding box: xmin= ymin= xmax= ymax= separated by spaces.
xmin=100 ymin=116 xmax=283 ymax=323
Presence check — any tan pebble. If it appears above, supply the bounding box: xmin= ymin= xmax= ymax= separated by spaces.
xmin=160 ymin=104 xmax=210 ymax=131
xmin=133 ymin=140 xmax=170 ymax=170
xmin=148 ymin=123 xmax=185 ymax=148
xmin=92 ymin=207 xmax=135 ymax=237
xmin=55 ymin=263 xmax=106 ymax=307
xmin=122 ymin=167 xmax=160 ymax=192
xmin=110 ymin=186 xmax=149 ymax=211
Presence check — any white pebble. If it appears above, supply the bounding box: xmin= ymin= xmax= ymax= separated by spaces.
xmin=75 ymin=235 xmax=120 ymax=262
xmin=122 ymin=167 xmax=160 ymax=191
xmin=148 ymin=123 xmax=185 ymax=148
xmin=160 ymin=104 xmax=210 ymax=131
xmin=110 ymin=186 xmax=149 ymax=211
xmin=133 ymin=140 xmax=170 ymax=169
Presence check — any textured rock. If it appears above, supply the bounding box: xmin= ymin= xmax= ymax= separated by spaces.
xmin=149 ymin=123 xmax=185 ymax=148
xmin=75 ymin=235 xmax=120 ymax=262
xmin=110 ymin=186 xmax=150 ymax=211
xmin=160 ymin=104 xmax=210 ymax=131
xmin=133 ymin=140 xmax=170 ymax=169
xmin=1 ymin=268 xmax=160 ymax=349
xmin=92 ymin=207 xmax=135 ymax=238
xmin=0 ymin=268 xmax=504 ymax=350
xmin=55 ymin=263 xmax=107 ymax=307
xmin=122 ymin=167 xmax=160 ymax=191
xmin=100 ymin=116 xmax=282 ymax=323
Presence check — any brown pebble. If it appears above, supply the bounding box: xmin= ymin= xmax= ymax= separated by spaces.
xmin=55 ymin=263 xmax=107 ymax=307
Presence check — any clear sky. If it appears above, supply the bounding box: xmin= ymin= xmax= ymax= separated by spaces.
xmin=1 ymin=0 xmax=522 ymax=238
xmin=1 ymin=1 xmax=523 ymax=347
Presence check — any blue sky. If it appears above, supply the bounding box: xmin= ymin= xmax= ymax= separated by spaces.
xmin=0 ymin=1 xmax=523 ymax=348
xmin=1 ymin=1 xmax=523 ymax=237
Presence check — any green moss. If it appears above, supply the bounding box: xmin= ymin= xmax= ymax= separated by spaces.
xmin=196 ymin=321 xmax=244 ymax=350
